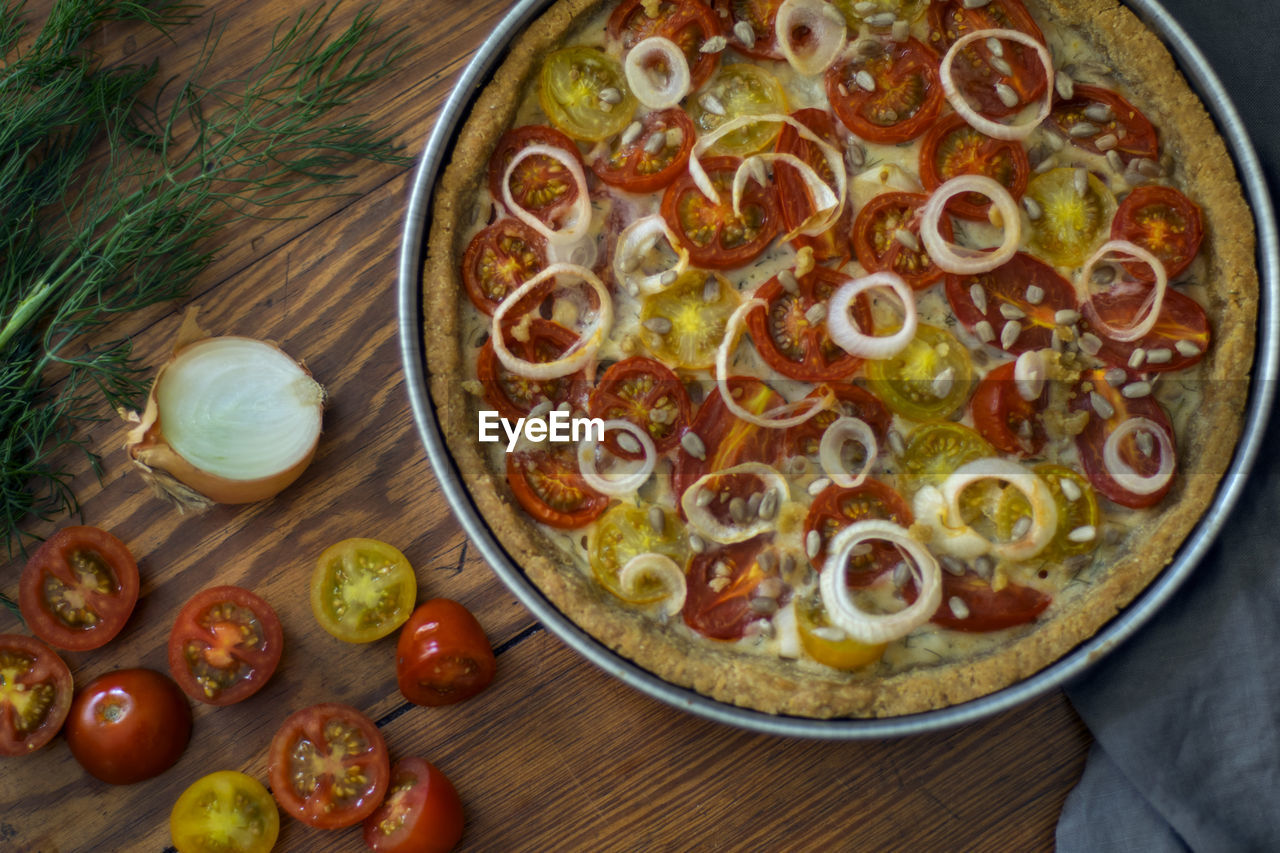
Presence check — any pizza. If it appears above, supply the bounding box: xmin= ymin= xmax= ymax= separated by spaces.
xmin=422 ymin=0 xmax=1257 ymax=718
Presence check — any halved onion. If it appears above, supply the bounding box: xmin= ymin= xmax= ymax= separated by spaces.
xmin=919 ymin=175 xmax=1022 ymax=274
xmin=1077 ymin=240 xmax=1168 ymax=342
xmin=624 ymin=37 xmax=691 ymax=109
xmin=734 ymin=152 xmax=839 ymax=237
xmin=1014 ymin=350 xmax=1047 ymax=401
xmin=502 ymin=143 xmax=592 ymax=246
xmin=125 ymin=317 xmax=325 ymax=511
xmin=718 ymin=299 xmax=827 ymax=428
xmin=490 ymin=263 xmax=612 ymax=380
xmin=1103 ymin=417 xmax=1175 ymax=496
xmin=913 ymin=457 xmax=1058 ymax=561
xmin=818 ymin=519 xmax=942 ymax=645
xmin=613 ymin=215 xmax=689 ymax=295
xmin=776 ymin=0 xmax=846 ymax=76
xmin=825 ymin=271 xmax=917 ymax=360
xmin=577 ymin=419 xmax=656 ymax=495
xmin=940 ymin=28 xmax=1054 ymax=141
xmin=680 ymin=462 xmax=790 ymax=544
xmin=618 ymin=553 xmax=687 ymax=615
xmin=818 ymin=416 xmax=878 ymax=488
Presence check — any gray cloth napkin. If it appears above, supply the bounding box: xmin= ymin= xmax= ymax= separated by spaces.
xmin=1057 ymin=1 xmax=1280 ymax=849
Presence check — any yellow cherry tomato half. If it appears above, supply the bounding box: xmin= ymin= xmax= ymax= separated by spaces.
xmin=997 ymin=463 xmax=1101 ymax=563
xmin=311 ymin=538 xmax=417 ymax=643
xmin=170 ymin=770 xmax=280 ymax=853
xmin=639 ymin=269 xmax=742 ymax=371
xmin=690 ymin=63 xmax=788 ymax=156
xmin=795 ymin=593 xmax=886 ymax=670
xmin=1025 ymin=166 xmax=1117 ymax=268
xmin=539 ymin=46 xmax=637 ymax=142
xmin=588 ymin=503 xmax=689 ymax=604
xmin=865 ymin=323 xmax=975 ymax=422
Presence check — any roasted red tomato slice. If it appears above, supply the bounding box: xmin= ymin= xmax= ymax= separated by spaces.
xmin=18 ymin=525 xmax=139 ymax=651
xmin=683 ymin=535 xmax=780 ymax=640
xmin=803 ymin=480 xmax=913 ymax=583
xmin=774 ymin=108 xmax=851 ymax=260
xmin=487 ymin=125 xmax=584 ymax=224
xmin=476 ymin=319 xmax=589 ymax=421
xmin=969 ymin=360 xmax=1047 ymax=456
xmin=928 ymin=571 xmax=1051 ymax=632
xmin=853 ymin=191 xmax=951 ymax=290
xmin=1072 ymin=369 xmax=1176 ymax=508
xmin=589 ymin=356 xmax=691 ymax=458
xmin=461 ymin=218 xmax=547 ymax=315
xmin=1111 ymin=185 xmax=1204 ymax=281
xmin=919 ymin=112 xmax=1030 ymax=220
xmin=396 ymin=599 xmax=496 ymax=707
xmin=363 ymin=757 xmax=465 ymax=853
xmin=745 ymin=267 xmax=871 ymax=381
xmin=826 ymin=38 xmax=945 ymax=144
xmin=1086 ymin=281 xmax=1211 ymax=373
xmin=167 ymin=585 xmax=284 ymax=706
xmin=927 ymin=0 xmax=1047 ymax=118
xmin=268 ymin=702 xmax=390 ymax=829
xmin=66 ymin=668 xmax=192 ymax=785
xmin=1047 ymin=84 xmax=1158 ymax=164
xmin=671 ymin=377 xmax=787 ymax=503
xmin=0 ymin=634 xmax=72 ymax=756
xmin=507 ymin=443 xmax=609 ymax=529
xmin=607 ymin=0 xmax=724 ymax=88
xmin=591 ymin=108 xmax=695 ymax=195
xmin=786 ymin=382 xmax=892 ymax=459
xmin=713 ymin=0 xmax=784 ymax=59
xmin=661 ymin=155 xmax=780 ymax=269
xmin=945 ymin=251 xmax=1077 ymax=355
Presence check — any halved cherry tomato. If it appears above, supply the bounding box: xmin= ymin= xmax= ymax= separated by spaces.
xmin=803 ymin=480 xmax=913 ymax=582
xmin=865 ymin=324 xmax=974 ymax=421
xmin=897 ymin=421 xmax=993 ymax=489
xmin=690 ymin=64 xmax=788 ymax=155
xmin=477 ymin=319 xmax=590 ymax=422
xmin=462 ymin=219 xmax=547 ymax=315
xmin=919 ymin=112 xmax=1030 ymax=220
xmin=310 ymin=538 xmax=417 ymax=644
xmin=168 ymin=585 xmax=284 ymax=706
xmin=713 ymin=0 xmax=784 ymax=59
xmin=661 ymin=156 xmax=780 ymax=269
xmin=607 ymin=0 xmax=724 ymax=89
xmin=638 ymin=270 xmax=743 ymax=369
xmin=852 ymin=191 xmax=952 ymax=289
xmin=794 ymin=592 xmax=886 ymax=669
xmin=1072 ymin=369 xmax=1176 ymax=508
xmin=672 ymin=377 xmax=787 ymax=502
xmin=683 ymin=536 xmax=778 ymax=640
xmin=170 ymin=770 xmax=280 ymax=853
xmin=832 ymin=0 xmax=925 ymax=30
xmin=927 ymin=0 xmax=1047 ymax=118
xmin=486 ymin=125 xmax=584 ymax=225
xmin=786 ymin=381 xmax=892 ymax=459
xmin=396 ymin=599 xmax=496 ymax=707
xmin=591 ymin=108 xmax=694 ymax=195
xmin=774 ymin=108 xmax=851 ymax=260
xmin=65 ymin=668 xmax=192 ymax=785
xmin=363 ymin=757 xmax=465 ymax=853
xmin=746 ymin=266 xmax=871 ymax=381
xmin=970 ymin=360 xmax=1047 ymax=456
xmin=588 ymin=356 xmax=691 ymax=458
xmin=1026 ymin=167 xmax=1116 ymax=268
xmin=1048 ymin=84 xmax=1158 ymax=164
xmin=945 ymin=251 xmax=1076 ymax=355
xmin=0 ymin=634 xmax=72 ymax=756
xmin=588 ymin=503 xmax=689 ymax=604
xmin=507 ymin=444 xmax=609 ymax=529
xmin=1086 ymin=281 xmax=1210 ymax=373
xmin=1111 ymin=185 xmax=1203 ymax=281
xmin=997 ymin=463 xmax=1100 ymax=563
xmin=929 ymin=571 xmax=1051 ymax=631
xmin=826 ymin=38 xmax=945 ymax=144
xmin=18 ymin=525 xmax=139 ymax=651
xmin=268 ymin=703 xmax=390 ymax=829
xmin=539 ymin=47 xmax=637 ymax=142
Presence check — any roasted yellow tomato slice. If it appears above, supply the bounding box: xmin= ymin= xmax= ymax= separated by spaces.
xmin=897 ymin=421 xmax=994 ymax=490
xmin=639 ymin=269 xmax=742 ymax=370
xmin=310 ymin=538 xmax=417 ymax=643
xmin=588 ymin=503 xmax=689 ymax=604
xmin=1025 ymin=166 xmax=1117 ymax=268
xmin=539 ymin=46 xmax=637 ymax=141
xmin=795 ymin=592 xmax=886 ymax=670
xmin=997 ymin=463 xmax=1101 ymax=563
xmin=689 ymin=63 xmax=787 ymax=155
xmin=170 ymin=770 xmax=280 ymax=853
xmin=865 ymin=323 xmax=974 ymax=421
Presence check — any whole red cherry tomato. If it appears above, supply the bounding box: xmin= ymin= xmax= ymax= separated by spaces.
xmin=396 ymin=599 xmax=496 ymax=707
xmin=64 ymin=668 xmax=192 ymax=784
xmin=363 ymin=757 xmax=465 ymax=853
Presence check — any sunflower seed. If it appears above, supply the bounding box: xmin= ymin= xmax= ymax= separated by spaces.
xmin=1128 ymin=348 xmax=1147 ymax=369
xmin=985 ymin=36 xmax=1004 ymax=57
xmin=643 ymin=316 xmax=672 ymax=334
xmin=970 ymin=283 xmax=988 ymax=313
xmin=1001 ymin=320 xmax=1023 ymax=349
xmin=1067 ymin=525 xmax=1097 ymax=543
xmin=1104 ymin=368 xmax=1127 ymax=387
xmin=617 ymin=431 xmax=642 ymax=455
xmin=748 ymin=597 xmax=779 ymax=616
xmin=846 ymin=142 xmax=866 ymax=170
xmin=888 ymin=227 xmax=918 ymax=252
xmin=733 ymin=20 xmax=756 ymax=48
xmin=1106 ymin=150 xmax=1125 ymax=174
xmin=699 ymin=92 xmax=726 ymax=116
xmin=975 ymin=319 xmax=996 ymax=343
xmin=999 ymin=302 xmax=1026 ymax=320
xmin=1074 ymin=167 xmax=1090 ymax=196
xmin=700 ymin=34 xmax=728 ymax=53
xmin=974 ymin=555 xmax=995 ymax=580
xmin=1025 ymin=284 xmax=1045 ymax=305
xmin=689 ymin=533 xmax=707 ymax=553
xmin=682 ymin=431 xmax=707 ymax=459
xmin=758 ymin=488 xmax=779 ymax=520
xmin=1019 ymin=198 xmax=1043 ymax=225
xmin=644 ymin=132 xmax=666 ymax=154
xmin=1055 ymin=308 xmax=1081 ymax=325
xmin=1084 ymin=103 xmax=1114 ymax=123
xmin=805 ymin=529 xmax=823 ymax=559
xmin=1069 ymin=121 xmax=1100 ymax=139
xmin=891 ymin=562 xmax=910 ymax=588
xmin=1034 ymin=156 xmax=1057 ymax=174
xmin=621 ymin=121 xmax=644 ymax=147
xmin=695 ymin=487 xmax=714 ymax=507
xmin=1175 ymin=340 xmax=1202 ymax=358
xmin=855 ymin=70 xmax=876 ymax=92
xmin=1091 ymin=264 xmax=1116 ymax=285
xmin=780 ymin=551 xmax=797 ymax=580
xmin=865 ymin=11 xmax=895 ymax=26
xmin=708 ymin=576 xmax=730 ymax=593
xmin=962 ymin=0 xmax=990 ymax=8
xmin=1147 ymin=347 xmax=1174 ymax=365
xmin=729 ymin=496 xmax=749 ymax=523
xmin=1012 ymin=515 xmax=1033 ymax=539
xmin=758 ymin=548 xmax=778 ymax=574
xmin=778 ymin=269 xmax=799 ymax=294
xmin=805 ymin=302 xmax=827 ymax=325
xmin=854 ymin=0 xmax=877 ymax=13
xmin=1078 ymin=332 xmax=1102 ymax=355
xmin=713 ymin=560 xmax=731 ymax=578
xmin=1055 ymin=71 xmax=1075 ymax=100
xmin=808 ymin=477 xmax=832 ymax=496
xmin=1090 ymin=391 xmax=1115 ymax=419
xmin=948 ymin=596 xmax=971 ymax=619
xmin=1059 ymin=477 xmax=1082 ymax=501
xmin=1095 ymin=133 xmax=1119 ymax=152
xmin=757 ymin=577 xmax=786 ymax=599
xmin=599 ymin=87 xmax=622 ymax=105
xmin=891 ymin=19 xmax=909 ymax=41
xmin=932 ymin=366 xmax=955 ymax=399
xmin=941 ymin=555 xmax=966 ymax=576
xmin=881 ymin=108 xmax=899 ymax=123
xmin=1136 ymin=430 xmax=1155 ymax=456
xmin=1122 ymin=381 xmax=1153 ymax=399
xmin=989 ymin=56 xmax=1013 ymax=77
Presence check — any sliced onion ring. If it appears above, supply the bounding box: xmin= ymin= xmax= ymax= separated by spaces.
xmin=618 ymin=553 xmax=687 ymax=615
xmin=825 ymin=271 xmax=917 ymax=360
xmin=1103 ymin=417 xmax=1175 ymax=496
xmin=776 ymin=0 xmax=846 ymax=76
xmin=1014 ymin=350 xmax=1047 ymax=401
xmin=680 ymin=462 xmax=791 ymax=544
xmin=919 ymin=174 xmax=1022 ymax=274
xmin=578 ymin=419 xmax=656 ymax=495
xmin=734 ymin=153 xmax=839 ymax=237
xmin=914 ymin=457 xmax=1058 ymax=561
xmin=613 ymin=215 xmax=689 ymax=295
xmin=819 ymin=416 xmax=878 ymax=488
xmin=624 ymin=37 xmax=691 ymax=109
xmin=502 ymin=143 xmax=592 ymax=245
xmin=1078 ymin=240 xmax=1169 ymax=343
xmin=819 ymin=519 xmax=942 ymax=645
xmin=940 ymin=28 xmax=1054 ymax=141
xmin=718 ymin=299 xmax=827 ymax=428
xmin=490 ymin=263 xmax=612 ymax=380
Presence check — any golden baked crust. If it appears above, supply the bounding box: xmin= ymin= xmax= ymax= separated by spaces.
xmin=423 ymin=0 xmax=1257 ymax=717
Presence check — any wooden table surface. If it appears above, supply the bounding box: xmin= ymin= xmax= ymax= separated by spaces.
xmin=0 ymin=0 xmax=1093 ymax=850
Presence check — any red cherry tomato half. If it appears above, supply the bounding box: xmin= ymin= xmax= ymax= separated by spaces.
xmin=268 ymin=702 xmax=390 ymax=829
xmin=462 ymin=218 xmax=547 ymax=315
xmin=167 ymin=585 xmax=283 ymax=706
xmin=661 ymin=156 xmax=780 ymax=269
xmin=671 ymin=377 xmax=788 ymax=504
xmin=773 ymin=108 xmax=853 ymax=261
xmin=0 ymin=633 xmax=73 ymax=756
xmin=683 ymin=535 xmax=779 ymax=640
xmin=919 ymin=112 xmax=1030 ymax=220
xmin=1086 ymin=281 xmax=1210 ymax=373
xmin=927 ymin=0 xmax=1047 ymax=118
xmin=591 ymin=108 xmax=695 ymax=195
xmin=506 ymin=443 xmax=609 ymax=530
xmin=786 ymin=381 xmax=892 ymax=459
xmin=65 ymin=668 xmax=192 ymax=785
xmin=476 ymin=319 xmax=589 ymax=422
xmin=1072 ymin=369 xmax=1177 ymax=508
xmin=853 ymin=191 xmax=952 ymax=290
xmin=487 ymin=125 xmax=584 ymax=226
xmin=713 ymin=0 xmax=784 ymax=59
xmin=1047 ymin=84 xmax=1158 ymax=164
xmin=1111 ymin=184 xmax=1204 ymax=282
xmin=18 ymin=525 xmax=140 ymax=651
xmin=363 ymin=757 xmax=465 ymax=853
xmin=607 ymin=0 xmax=724 ymax=89
xmin=746 ymin=266 xmax=872 ymax=381
xmin=802 ymin=480 xmax=913 ymax=583
xmin=969 ymin=360 xmax=1047 ymax=456
xmin=588 ymin=356 xmax=692 ymax=458
xmin=945 ymin=251 xmax=1077 ymax=355
xmin=396 ymin=599 xmax=496 ymax=707
xmin=928 ymin=571 xmax=1051 ymax=632
xmin=826 ymin=38 xmax=945 ymax=144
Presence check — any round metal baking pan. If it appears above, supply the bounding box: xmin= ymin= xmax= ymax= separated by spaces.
xmin=399 ymin=0 xmax=1279 ymax=738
